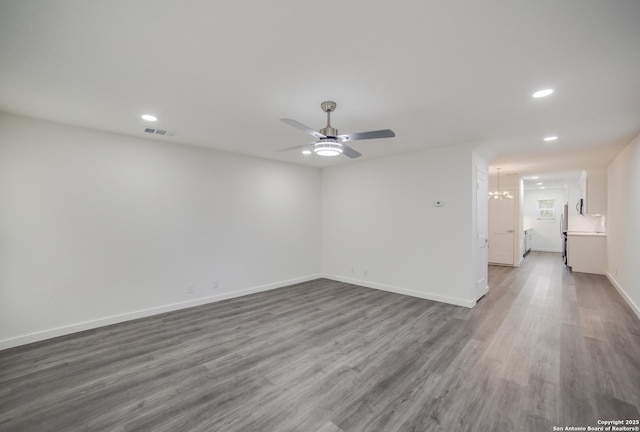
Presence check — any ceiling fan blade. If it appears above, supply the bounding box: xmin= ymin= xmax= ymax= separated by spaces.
xmin=338 ymin=129 xmax=395 ymax=141
xmin=277 ymin=143 xmax=313 ymax=152
xmin=281 ymin=119 xmax=326 ymax=139
xmin=342 ymin=144 xmax=362 ymax=159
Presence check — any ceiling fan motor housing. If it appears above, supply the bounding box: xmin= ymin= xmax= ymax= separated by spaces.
xmin=319 ymin=126 xmax=339 ymax=137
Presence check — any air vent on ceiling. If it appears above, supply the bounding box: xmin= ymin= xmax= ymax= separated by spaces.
xmin=144 ymin=128 xmax=179 ymax=137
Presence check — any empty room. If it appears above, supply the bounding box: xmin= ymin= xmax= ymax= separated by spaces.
xmin=1 ymin=1 xmax=639 ymax=431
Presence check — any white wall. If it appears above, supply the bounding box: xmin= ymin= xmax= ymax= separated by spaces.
xmin=607 ymin=133 xmax=640 ymax=319
xmin=321 ymin=142 xmax=482 ymax=308
xmin=523 ymin=188 xmax=566 ymax=253
xmin=0 ymin=113 xmax=322 ymax=348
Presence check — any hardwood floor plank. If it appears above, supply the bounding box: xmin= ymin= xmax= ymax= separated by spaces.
xmin=559 ymin=323 xmax=599 ymax=425
xmin=317 ymin=422 xmax=344 ymax=432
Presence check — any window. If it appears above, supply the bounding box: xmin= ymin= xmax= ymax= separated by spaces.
xmin=537 ymin=199 xmax=555 ymax=221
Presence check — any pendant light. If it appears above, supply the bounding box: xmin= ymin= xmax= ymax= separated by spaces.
xmin=489 ymin=168 xmax=513 ymax=200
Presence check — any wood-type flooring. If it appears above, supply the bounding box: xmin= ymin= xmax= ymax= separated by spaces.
xmin=1 ymin=252 xmax=639 ymax=431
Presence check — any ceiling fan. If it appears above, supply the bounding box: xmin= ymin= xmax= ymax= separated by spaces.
xmin=280 ymin=101 xmax=395 ymax=158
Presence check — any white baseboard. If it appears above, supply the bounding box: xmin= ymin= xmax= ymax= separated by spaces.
xmin=322 ymin=273 xmax=476 ymax=308
xmin=606 ymin=272 xmax=640 ymax=321
xmin=0 ymin=274 xmax=321 ymax=351
xmin=530 ymin=248 xmax=563 ymax=253
xmin=489 ymin=262 xmax=517 ymax=267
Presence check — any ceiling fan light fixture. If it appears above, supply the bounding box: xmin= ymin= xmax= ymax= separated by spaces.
xmin=313 ymin=140 xmax=343 ymax=157
xmin=316 ymin=149 xmax=341 ymax=156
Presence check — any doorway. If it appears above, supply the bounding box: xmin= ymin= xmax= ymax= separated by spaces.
xmin=488 ymin=187 xmax=517 ymax=265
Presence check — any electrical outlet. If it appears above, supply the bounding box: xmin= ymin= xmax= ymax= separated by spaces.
xmin=363 ymin=269 xmax=368 ymax=277
xmin=187 ymin=284 xmax=195 ymax=294
xmin=213 ymin=280 xmax=219 ymax=289
xmin=350 ymin=267 xmax=354 ymax=274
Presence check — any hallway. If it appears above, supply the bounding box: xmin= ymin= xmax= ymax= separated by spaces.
xmin=478 ymin=252 xmax=640 ymax=428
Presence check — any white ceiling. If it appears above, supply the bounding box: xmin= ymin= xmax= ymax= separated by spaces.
xmin=521 ymin=170 xmax=582 ymax=191
xmin=1 ymin=1 xmax=639 ymax=171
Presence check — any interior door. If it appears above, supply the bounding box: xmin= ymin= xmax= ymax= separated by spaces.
xmin=488 ymin=188 xmax=516 ymax=265
xmin=476 ymin=168 xmax=489 ymax=300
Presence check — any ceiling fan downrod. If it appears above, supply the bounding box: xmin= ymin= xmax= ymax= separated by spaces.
xmin=320 ymin=101 xmax=338 ymax=137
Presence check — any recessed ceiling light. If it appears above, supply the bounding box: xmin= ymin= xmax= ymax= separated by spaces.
xmin=543 ymin=136 xmax=558 ymax=141
xmin=141 ymin=114 xmax=157 ymax=121
xmin=540 ymin=186 xmax=546 ymax=189
xmin=532 ymin=89 xmax=554 ymax=98
xmin=536 ymin=182 xmax=543 ymax=185
xmin=531 ymin=176 xmax=539 ymax=179
xmin=302 ymin=150 xmax=311 ymax=155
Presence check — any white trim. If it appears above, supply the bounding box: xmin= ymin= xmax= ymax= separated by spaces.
xmin=0 ymin=274 xmax=321 ymax=351
xmin=322 ymin=273 xmax=476 ymax=308
xmin=606 ymin=272 xmax=640 ymax=321
xmin=530 ymin=248 xmax=563 ymax=253
xmin=489 ymin=262 xmax=517 ymax=267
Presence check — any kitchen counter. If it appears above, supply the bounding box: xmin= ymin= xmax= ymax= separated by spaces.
xmin=567 ymin=233 xmax=607 ymax=274
xmin=567 ymin=232 xmax=606 ymax=237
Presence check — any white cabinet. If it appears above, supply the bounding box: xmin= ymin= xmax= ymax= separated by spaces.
xmin=567 ymin=233 xmax=606 ymax=274
xmin=578 ymin=170 xmax=607 ymax=215
xmin=585 ymin=173 xmax=607 ymax=215
xmin=578 ymin=171 xmax=587 ymax=201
